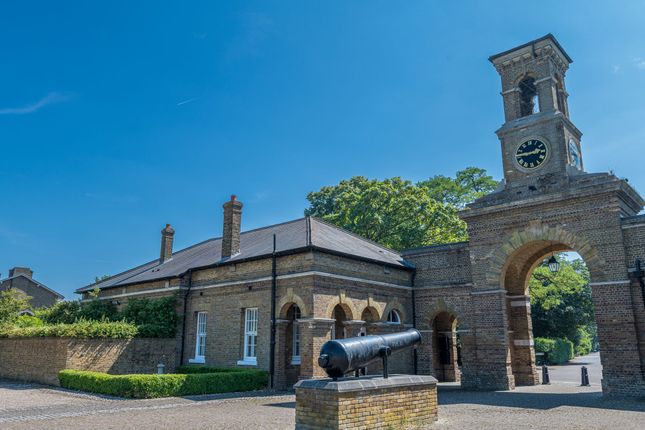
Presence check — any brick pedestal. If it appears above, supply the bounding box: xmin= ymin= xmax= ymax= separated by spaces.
xmin=294 ymin=375 xmax=438 ymax=430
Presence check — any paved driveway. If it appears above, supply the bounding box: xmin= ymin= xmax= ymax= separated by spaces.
xmin=547 ymin=352 xmax=602 ymax=385
xmin=2 ymin=364 xmax=643 ymax=430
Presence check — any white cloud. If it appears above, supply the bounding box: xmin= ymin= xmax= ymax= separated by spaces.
xmin=634 ymin=57 xmax=645 ymax=70
xmin=0 ymin=92 xmax=72 ymax=115
xmin=177 ymin=97 xmax=199 ymax=106
xmin=612 ymin=64 xmax=621 ymax=74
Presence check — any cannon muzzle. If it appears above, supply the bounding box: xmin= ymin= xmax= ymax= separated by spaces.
xmin=318 ymin=328 xmax=421 ymax=378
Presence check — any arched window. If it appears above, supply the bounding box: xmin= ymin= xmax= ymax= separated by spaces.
xmin=519 ymin=76 xmax=539 ymax=117
xmin=387 ymin=309 xmax=401 ymax=324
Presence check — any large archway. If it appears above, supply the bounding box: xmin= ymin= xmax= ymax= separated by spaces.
xmin=501 ymin=240 xmax=596 ymax=386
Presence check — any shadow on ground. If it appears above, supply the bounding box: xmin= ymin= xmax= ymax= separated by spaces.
xmin=438 ymin=386 xmax=645 ymax=412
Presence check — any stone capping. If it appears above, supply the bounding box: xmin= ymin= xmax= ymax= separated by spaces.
xmin=294 ymin=375 xmax=437 ymax=393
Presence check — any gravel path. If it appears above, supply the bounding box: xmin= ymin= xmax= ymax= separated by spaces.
xmin=1 ymin=379 xmax=643 ymax=429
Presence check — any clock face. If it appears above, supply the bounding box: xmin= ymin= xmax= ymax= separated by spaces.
xmin=515 ymin=139 xmax=548 ymax=170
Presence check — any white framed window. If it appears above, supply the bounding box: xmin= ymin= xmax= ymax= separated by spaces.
xmin=387 ymin=309 xmax=401 ymax=324
xmin=189 ymin=311 xmax=207 ymax=364
xmin=291 ymin=306 xmax=301 ymax=365
xmin=238 ymin=307 xmax=258 ymax=366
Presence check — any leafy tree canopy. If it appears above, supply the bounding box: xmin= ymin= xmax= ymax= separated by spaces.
xmin=529 ymin=255 xmax=595 ymax=345
xmin=0 ymin=289 xmax=32 ymax=323
xmin=305 ymin=176 xmax=467 ymax=250
xmin=418 ymin=167 xmax=498 ymax=209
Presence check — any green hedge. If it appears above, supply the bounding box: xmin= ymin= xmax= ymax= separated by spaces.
xmin=176 ymin=365 xmax=249 ymax=374
xmin=59 ymin=369 xmax=268 ymax=398
xmin=535 ymin=337 xmax=574 ymax=364
xmin=0 ymin=319 xmax=138 ymax=339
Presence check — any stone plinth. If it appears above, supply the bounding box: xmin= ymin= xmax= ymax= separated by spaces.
xmin=294 ymin=375 xmax=438 ymax=430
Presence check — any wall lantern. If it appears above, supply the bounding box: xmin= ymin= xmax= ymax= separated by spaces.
xmin=547 ymin=255 xmax=560 ymax=273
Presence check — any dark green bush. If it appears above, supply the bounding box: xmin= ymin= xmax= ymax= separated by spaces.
xmin=59 ymin=369 xmax=269 ymax=398
xmin=36 ymin=301 xmax=82 ymax=324
xmin=535 ymin=337 xmax=574 ymax=364
xmin=176 ymin=365 xmax=249 ymax=374
xmin=120 ymin=296 xmax=178 ymax=337
xmin=0 ymin=319 xmax=138 ymax=339
xmin=32 ymin=296 xmax=178 ymax=338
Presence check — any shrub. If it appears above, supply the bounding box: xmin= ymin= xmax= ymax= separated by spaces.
xmin=574 ymin=327 xmax=593 ymax=356
xmin=0 ymin=290 xmax=32 ymax=323
xmin=0 ymin=319 xmax=138 ymax=339
xmin=59 ymin=369 xmax=269 ymax=398
xmin=176 ymin=365 xmax=249 ymax=374
xmin=120 ymin=296 xmax=178 ymax=338
xmin=535 ymin=337 xmax=574 ymax=364
xmin=36 ymin=301 xmax=82 ymax=324
xmin=32 ymin=296 xmax=178 ymax=338
xmin=14 ymin=315 xmax=44 ymax=328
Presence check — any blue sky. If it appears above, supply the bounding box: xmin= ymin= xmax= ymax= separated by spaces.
xmin=1 ymin=1 xmax=644 ymax=299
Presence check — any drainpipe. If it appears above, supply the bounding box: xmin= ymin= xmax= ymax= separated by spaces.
xmin=269 ymin=234 xmax=277 ymax=389
xmin=179 ymin=269 xmax=193 ymax=366
xmin=634 ymin=259 xmax=645 ymax=309
xmin=411 ymin=268 xmax=418 ymax=375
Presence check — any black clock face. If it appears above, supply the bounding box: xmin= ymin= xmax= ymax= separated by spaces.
xmin=516 ymin=139 xmax=548 ymax=169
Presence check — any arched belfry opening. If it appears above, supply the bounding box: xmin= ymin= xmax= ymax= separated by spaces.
xmin=518 ymin=76 xmax=539 ymax=117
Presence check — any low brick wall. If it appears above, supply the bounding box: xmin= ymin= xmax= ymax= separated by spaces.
xmin=0 ymin=338 xmax=177 ymax=386
xmin=295 ymin=375 xmax=438 ymax=430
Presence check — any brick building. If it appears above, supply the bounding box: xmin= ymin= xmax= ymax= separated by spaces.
xmin=1 ymin=267 xmax=64 ymax=310
xmin=77 ymin=35 xmax=645 ymax=397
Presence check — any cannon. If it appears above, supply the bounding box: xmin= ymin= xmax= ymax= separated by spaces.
xmin=318 ymin=328 xmax=421 ymax=379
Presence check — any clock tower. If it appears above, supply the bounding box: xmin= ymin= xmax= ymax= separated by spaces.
xmin=490 ymin=34 xmax=584 ymax=191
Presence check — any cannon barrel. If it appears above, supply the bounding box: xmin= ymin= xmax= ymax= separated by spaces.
xmin=318 ymin=328 xmax=421 ymax=378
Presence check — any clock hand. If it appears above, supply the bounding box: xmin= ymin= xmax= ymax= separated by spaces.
xmin=516 ymin=148 xmax=543 ymax=157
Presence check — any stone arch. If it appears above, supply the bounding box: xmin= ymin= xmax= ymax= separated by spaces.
xmin=484 ymin=223 xmax=606 ymax=288
xmin=324 ymin=294 xmax=358 ymax=321
xmin=418 ymin=299 xmax=465 ymax=332
xmin=360 ymin=306 xmax=380 ymax=323
xmin=277 ymin=292 xmax=308 ymax=319
xmin=382 ymin=299 xmax=406 ymax=324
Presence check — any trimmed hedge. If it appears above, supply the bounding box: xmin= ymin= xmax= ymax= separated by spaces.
xmin=535 ymin=337 xmax=574 ymax=364
xmin=0 ymin=320 xmax=138 ymax=339
xmin=176 ymin=365 xmax=249 ymax=374
xmin=59 ymin=369 xmax=268 ymax=398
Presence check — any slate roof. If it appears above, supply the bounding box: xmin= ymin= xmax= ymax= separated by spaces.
xmin=76 ymin=217 xmax=411 ymax=293
xmin=0 ymin=274 xmax=64 ymax=299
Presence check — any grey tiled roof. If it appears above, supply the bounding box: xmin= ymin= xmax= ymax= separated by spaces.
xmin=76 ymin=217 xmax=410 ymax=293
xmin=0 ymin=274 xmax=65 ymax=299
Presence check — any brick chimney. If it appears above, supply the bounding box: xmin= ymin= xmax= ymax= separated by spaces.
xmin=160 ymin=224 xmax=175 ymax=263
xmin=9 ymin=267 xmax=33 ymax=279
xmin=221 ymin=195 xmax=243 ymax=259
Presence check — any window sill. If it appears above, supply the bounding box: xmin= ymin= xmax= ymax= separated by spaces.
xmin=237 ymin=358 xmax=257 ymax=366
xmin=291 ymin=357 xmax=301 ymax=365
xmin=189 ymin=357 xmax=205 ymax=364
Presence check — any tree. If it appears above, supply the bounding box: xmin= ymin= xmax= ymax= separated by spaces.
xmin=529 ymin=255 xmax=596 ymax=353
xmin=95 ymin=275 xmax=111 ymax=283
xmin=305 ymin=176 xmax=467 ymax=250
xmin=418 ymin=167 xmax=498 ymax=209
xmin=0 ymin=289 xmax=32 ymax=323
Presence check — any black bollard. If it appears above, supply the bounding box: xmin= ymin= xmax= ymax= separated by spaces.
xmin=541 ymin=364 xmax=550 ymax=385
xmin=581 ymin=366 xmax=590 ymax=386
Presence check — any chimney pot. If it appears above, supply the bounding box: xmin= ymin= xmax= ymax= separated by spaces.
xmin=160 ymin=224 xmax=175 ymax=263
xmin=222 ymin=195 xmax=243 ymax=259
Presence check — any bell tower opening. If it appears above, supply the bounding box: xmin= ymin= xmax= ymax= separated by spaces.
xmin=518 ymin=76 xmax=539 ymax=117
